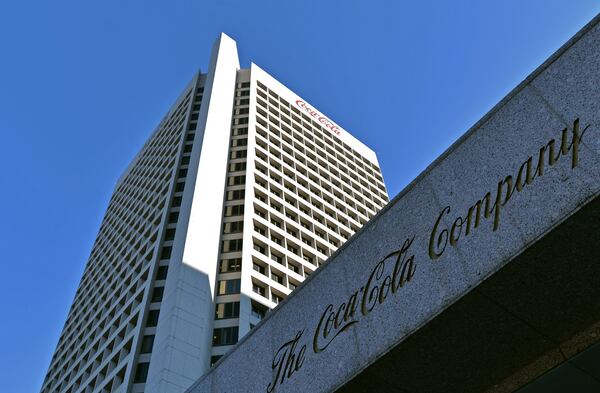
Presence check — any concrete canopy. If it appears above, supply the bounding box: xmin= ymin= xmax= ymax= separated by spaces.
xmin=186 ymin=13 xmax=600 ymax=393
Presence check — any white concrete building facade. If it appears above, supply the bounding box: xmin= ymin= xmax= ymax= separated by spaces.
xmin=41 ymin=33 xmax=388 ymax=393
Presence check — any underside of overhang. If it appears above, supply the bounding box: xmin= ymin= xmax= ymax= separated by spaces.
xmin=336 ymin=195 xmax=600 ymax=393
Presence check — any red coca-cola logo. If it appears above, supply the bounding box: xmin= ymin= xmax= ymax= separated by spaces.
xmin=295 ymin=100 xmax=341 ymax=136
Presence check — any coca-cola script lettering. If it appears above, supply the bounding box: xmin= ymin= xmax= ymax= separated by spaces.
xmin=296 ymin=100 xmax=342 ymax=136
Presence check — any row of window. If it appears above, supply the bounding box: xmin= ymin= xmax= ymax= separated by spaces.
xmin=44 ymin=91 xmax=194 ymax=392
xmin=132 ymin=85 xmax=205 ymax=387
xmin=256 ymin=81 xmax=383 ymax=175
xmin=210 ymin=88 xmax=250 ymax=361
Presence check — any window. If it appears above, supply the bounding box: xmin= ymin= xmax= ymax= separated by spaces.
xmin=160 ymin=246 xmax=172 ymax=259
xmin=226 ymin=189 xmax=245 ymax=201
xmin=219 ymin=258 xmax=241 ymax=273
xmin=156 ymin=265 xmax=168 ymax=280
xmin=272 ymin=294 xmax=283 ymax=304
xmin=215 ymin=302 xmax=240 ymax=319
xmin=151 ymin=287 xmax=164 ymax=302
xmin=223 ymin=221 xmax=244 ymax=234
xmin=211 ymin=355 xmax=222 ymax=366
xmin=230 ymin=150 xmax=247 ymax=159
xmin=221 ymin=239 xmax=243 ymax=252
xmin=288 ymin=262 xmax=301 ymax=275
xmin=231 ymin=138 xmax=248 ymax=147
xmin=134 ymin=362 xmax=149 ymax=383
xmin=140 ymin=335 xmax=155 ymax=354
xmin=232 ymin=127 xmax=248 ymax=136
xmin=168 ymin=212 xmax=179 ymax=223
xmin=165 ymin=228 xmax=176 ymax=241
xmin=254 ymin=243 xmax=267 ymax=255
xmin=227 ymin=175 xmax=246 ymax=186
xmin=175 ymin=182 xmax=185 ymax=192
xmin=253 ymin=262 xmax=266 ymax=275
xmin=217 ymin=279 xmax=241 ymax=295
xmin=271 ymin=272 xmax=284 ymax=285
xmin=171 ymin=196 xmax=182 ymax=207
xmin=253 ymin=283 xmax=267 ymax=297
xmin=229 ymin=162 xmax=247 ymax=172
xmin=271 ymin=253 xmax=283 ymax=264
xmin=254 ymin=224 xmax=267 ymax=236
xmin=213 ymin=326 xmax=239 ymax=346
xmin=251 ymin=301 xmax=268 ymax=319
xmin=146 ymin=310 xmax=160 ymax=327
xmin=224 ymin=204 xmax=244 ymax=216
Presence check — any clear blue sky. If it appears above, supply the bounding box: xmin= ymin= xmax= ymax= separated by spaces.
xmin=0 ymin=1 xmax=598 ymax=392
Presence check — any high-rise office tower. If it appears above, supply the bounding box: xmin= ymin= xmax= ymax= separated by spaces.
xmin=41 ymin=34 xmax=389 ymax=393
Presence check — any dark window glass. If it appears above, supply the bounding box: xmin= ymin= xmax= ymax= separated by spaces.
xmin=140 ymin=335 xmax=155 ymax=354
xmin=210 ymin=355 xmax=222 ymax=366
xmin=175 ymin=182 xmax=185 ymax=192
xmin=226 ymin=189 xmax=245 ymax=201
xmin=156 ymin=266 xmax=168 ymax=280
xmin=231 ymin=137 xmax=248 ymax=147
xmin=230 ymin=150 xmax=247 ymax=159
xmin=224 ymin=204 xmax=244 ymax=216
xmin=229 ymin=162 xmax=246 ymax=172
xmin=227 ymin=175 xmax=245 ymax=186
xmin=251 ymin=301 xmax=268 ymax=320
xmin=168 ymin=212 xmax=179 ymax=223
xmin=160 ymin=246 xmax=172 ymax=259
xmin=232 ymin=127 xmax=248 ymax=136
xmin=151 ymin=287 xmax=164 ymax=303
xmin=134 ymin=362 xmax=150 ymax=383
xmin=253 ymin=283 xmax=266 ymax=297
xmin=212 ymin=326 xmax=239 ymax=346
xmin=219 ymin=258 xmax=241 ymax=273
xmin=221 ymin=239 xmax=243 ymax=252
xmin=217 ymin=279 xmax=241 ymax=295
xmin=165 ymin=228 xmax=176 ymax=241
xmin=146 ymin=310 xmax=160 ymax=327
xmin=215 ymin=302 xmax=240 ymax=319
xmin=223 ymin=221 xmax=243 ymax=234
xmin=171 ymin=196 xmax=182 ymax=208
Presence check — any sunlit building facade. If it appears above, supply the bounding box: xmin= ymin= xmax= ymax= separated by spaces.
xmin=41 ymin=33 xmax=388 ymax=393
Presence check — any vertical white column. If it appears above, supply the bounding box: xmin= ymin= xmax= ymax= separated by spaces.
xmin=146 ymin=33 xmax=240 ymax=393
